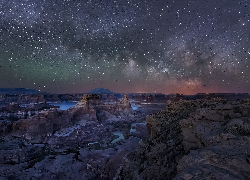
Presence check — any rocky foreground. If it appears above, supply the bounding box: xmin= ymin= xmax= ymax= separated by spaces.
xmin=115 ymin=98 xmax=250 ymax=180
xmin=1 ymin=96 xmax=250 ymax=179
xmin=0 ymin=94 xmax=145 ymax=180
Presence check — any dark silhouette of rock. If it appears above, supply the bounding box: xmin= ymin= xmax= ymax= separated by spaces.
xmin=146 ymin=95 xmax=153 ymax=102
xmin=2 ymin=103 xmax=23 ymax=112
xmin=0 ymin=88 xmax=43 ymax=95
xmin=68 ymin=94 xmax=103 ymax=121
xmin=88 ymin=88 xmax=115 ymax=94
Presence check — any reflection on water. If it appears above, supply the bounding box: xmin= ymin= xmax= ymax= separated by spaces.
xmin=130 ymin=122 xmax=146 ymax=132
xmin=19 ymin=104 xmax=27 ymax=108
xmin=111 ymin=122 xmax=147 ymax=143
xmin=130 ymin=100 xmax=140 ymax=111
xmin=131 ymin=102 xmax=139 ymax=110
xmin=49 ymin=102 xmax=77 ymax=110
xmin=111 ymin=131 xmax=124 ymax=143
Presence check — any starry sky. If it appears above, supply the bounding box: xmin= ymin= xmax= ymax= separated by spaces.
xmin=0 ymin=0 xmax=249 ymax=94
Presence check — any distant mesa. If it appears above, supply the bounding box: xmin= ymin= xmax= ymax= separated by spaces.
xmin=0 ymin=88 xmax=44 ymax=95
xmin=87 ymin=88 xmax=115 ymax=94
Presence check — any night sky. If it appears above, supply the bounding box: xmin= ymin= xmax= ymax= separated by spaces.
xmin=0 ymin=0 xmax=249 ymax=94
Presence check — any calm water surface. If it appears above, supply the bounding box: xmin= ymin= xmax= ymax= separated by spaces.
xmin=49 ymin=102 xmax=77 ymax=110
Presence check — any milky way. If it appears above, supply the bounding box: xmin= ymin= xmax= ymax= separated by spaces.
xmin=0 ymin=0 xmax=249 ymax=94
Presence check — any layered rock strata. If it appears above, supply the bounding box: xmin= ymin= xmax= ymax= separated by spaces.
xmin=0 ymin=94 xmax=137 ymax=179
xmin=115 ymin=98 xmax=250 ymax=180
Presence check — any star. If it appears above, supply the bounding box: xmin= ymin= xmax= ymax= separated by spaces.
xmin=0 ymin=0 xmax=249 ymax=94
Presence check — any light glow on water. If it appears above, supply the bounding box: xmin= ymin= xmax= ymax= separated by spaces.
xmin=111 ymin=131 xmax=124 ymax=143
xmin=130 ymin=100 xmax=139 ymax=110
xmin=130 ymin=123 xmax=146 ymax=132
xmin=49 ymin=102 xmax=77 ymax=110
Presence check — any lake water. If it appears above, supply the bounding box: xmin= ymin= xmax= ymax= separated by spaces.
xmin=111 ymin=122 xmax=147 ymax=143
xmin=111 ymin=131 xmax=124 ymax=143
xmin=130 ymin=122 xmax=146 ymax=132
xmin=130 ymin=100 xmax=140 ymax=111
xmin=49 ymin=102 xmax=77 ymax=110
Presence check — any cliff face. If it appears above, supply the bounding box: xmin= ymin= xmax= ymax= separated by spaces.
xmin=68 ymin=94 xmax=133 ymax=122
xmin=5 ymin=94 xmax=133 ymax=142
xmin=0 ymin=94 xmax=137 ymax=180
xmin=0 ymin=88 xmax=42 ymax=95
xmin=68 ymin=94 xmax=103 ymax=121
xmin=174 ymin=99 xmax=250 ymax=180
xmin=11 ymin=109 xmax=73 ymax=142
xmin=115 ymin=99 xmax=250 ymax=180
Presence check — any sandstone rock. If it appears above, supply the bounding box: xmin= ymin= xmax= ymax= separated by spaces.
xmin=4 ymin=103 xmax=23 ymax=112
xmin=120 ymin=95 xmax=131 ymax=110
xmin=225 ymin=119 xmax=250 ymax=135
xmin=115 ymin=99 xmax=250 ymax=180
xmin=69 ymin=94 xmax=133 ymax=122
xmin=203 ymin=111 xmax=224 ymax=122
xmin=11 ymin=109 xmax=73 ymax=141
xmin=175 ymin=139 xmax=250 ymax=180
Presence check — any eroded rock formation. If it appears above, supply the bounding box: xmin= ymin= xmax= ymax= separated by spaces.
xmin=68 ymin=94 xmax=133 ymax=122
xmin=0 ymin=94 xmax=138 ymax=180
xmin=115 ymin=98 xmax=250 ymax=180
